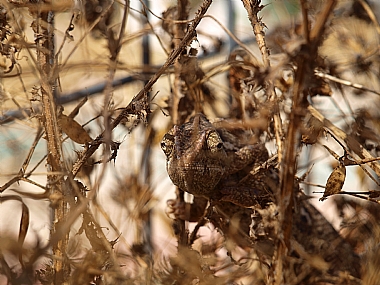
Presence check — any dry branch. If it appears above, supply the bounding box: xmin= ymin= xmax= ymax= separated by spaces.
xmin=71 ymin=0 xmax=213 ymax=177
xmin=274 ymin=1 xmax=337 ymax=284
xmin=34 ymin=1 xmax=70 ymax=282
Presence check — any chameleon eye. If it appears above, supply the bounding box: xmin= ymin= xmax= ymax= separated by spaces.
xmin=207 ymin=131 xmax=223 ymax=153
xmin=161 ymin=133 xmax=175 ymax=157
xmin=161 ymin=140 xmax=173 ymax=156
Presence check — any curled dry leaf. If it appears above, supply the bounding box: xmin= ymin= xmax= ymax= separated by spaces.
xmin=19 ymin=202 xmax=29 ymax=266
xmin=320 ymin=163 xmax=346 ymax=201
xmin=58 ymin=114 xmax=92 ymax=144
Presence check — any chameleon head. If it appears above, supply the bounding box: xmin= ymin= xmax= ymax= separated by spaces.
xmin=161 ymin=114 xmax=227 ymax=197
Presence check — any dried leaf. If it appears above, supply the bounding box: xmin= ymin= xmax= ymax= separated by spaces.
xmin=18 ymin=202 xmax=29 ymax=266
xmin=58 ymin=114 xmax=92 ymax=144
xmin=320 ymin=163 xmax=346 ymax=201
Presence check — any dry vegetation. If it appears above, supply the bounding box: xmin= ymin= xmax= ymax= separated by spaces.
xmin=0 ymin=0 xmax=380 ymax=284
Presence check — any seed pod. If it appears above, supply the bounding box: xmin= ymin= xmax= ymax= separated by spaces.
xmin=320 ymin=163 xmax=346 ymax=201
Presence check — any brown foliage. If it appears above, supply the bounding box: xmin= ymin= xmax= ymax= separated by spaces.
xmin=0 ymin=0 xmax=379 ymax=284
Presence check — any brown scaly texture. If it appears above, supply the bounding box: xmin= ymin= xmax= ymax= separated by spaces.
xmin=161 ymin=113 xmax=361 ymax=284
xmin=161 ymin=113 xmax=272 ymax=207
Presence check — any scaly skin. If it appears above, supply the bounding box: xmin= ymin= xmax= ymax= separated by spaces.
xmin=161 ymin=113 xmax=271 ymax=206
xmin=161 ymin=113 xmax=361 ymax=282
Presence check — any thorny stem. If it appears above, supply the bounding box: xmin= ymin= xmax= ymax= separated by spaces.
xmin=35 ymin=0 xmax=69 ymax=283
xmin=172 ymin=0 xmax=189 ymax=125
xmin=239 ymin=3 xmax=288 ymax=281
xmin=240 ymin=0 xmax=269 ymax=66
xmin=274 ymin=1 xmax=337 ymax=284
xmin=171 ymin=0 xmax=190 ymax=248
xmin=240 ymin=0 xmax=283 ymax=162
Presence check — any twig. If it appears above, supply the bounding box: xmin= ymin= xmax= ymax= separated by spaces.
xmin=358 ymin=0 xmax=380 ymax=35
xmin=313 ymin=191 xmax=380 ymax=205
xmin=300 ymin=0 xmax=310 ymax=43
xmin=308 ymin=105 xmax=380 ymax=178
xmin=114 ymin=0 xmax=129 ymax=59
xmin=315 ymin=70 xmax=380 ymax=96
xmin=240 ymin=0 xmax=283 ymax=163
xmin=113 ymin=0 xmax=213 ymax=127
xmin=54 ymin=12 xmax=77 ymax=61
xmin=240 ymin=0 xmax=269 ymax=66
xmin=325 ymin=129 xmax=380 ymax=187
xmin=61 ymin=0 xmax=115 ymax=69
xmin=35 ymin=1 xmax=69 ymax=281
xmin=274 ymin=1 xmax=337 ymax=284
xmin=71 ymin=0 xmax=213 ymax=181
xmin=309 ymin=0 xmax=337 ymax=43
xmin=203 ymin=15 xmax=256 ymax=60
xmin=139 ymin=1 xmax=170 ymax=56
xmin=101 ymin=0 xmax=130 ymax=168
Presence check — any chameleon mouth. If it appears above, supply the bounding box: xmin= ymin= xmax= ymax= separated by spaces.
xmin=177 ymin=164 xmax=224 ymax=172
xmin=167 ymin=163 xmax=225 ymax=196
xmin=167 ymin=160 xmax=224 ymax=172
